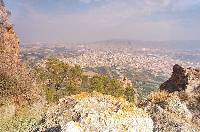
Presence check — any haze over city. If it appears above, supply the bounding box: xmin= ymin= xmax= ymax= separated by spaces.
xmin=5 ymin=0 xmax=200 ymax=43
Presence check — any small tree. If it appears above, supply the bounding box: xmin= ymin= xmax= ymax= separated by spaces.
xmin=124 ymin=85 xmax=136 ymax=103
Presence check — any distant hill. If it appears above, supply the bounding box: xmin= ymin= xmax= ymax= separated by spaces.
xmin=21 ymin=40 xmax=200 ymax=51
xmin=90 ymin=40 xmax=200 ymax=51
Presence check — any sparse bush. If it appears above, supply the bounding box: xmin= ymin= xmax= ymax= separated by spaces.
xmin=124 ymin=85 xmax=137 ymax=103
xmin=33 ymin=58 xmax=137 ymax=104
xmin=0 ymin=68 xmax=45 ymax=131
xmin=89 ymin=75 xmax=125 ymax=97
xmin=34 ymin=58 xmax=83 ymax=103
xmin=0 ymin=115 xmax=39 ymax=132
xmin=178 ymin=91 xmax=189 ymax=101
xmin=0 ymin=67 xmax=39 ymax=105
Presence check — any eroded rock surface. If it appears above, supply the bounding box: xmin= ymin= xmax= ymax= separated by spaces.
xmin=0 ymin=0 xmax=20 ymax=75
xmin=143 ymin=65 xmax=200 ymax=132
xmin=38 ymin=92 xmax=153 ymax=132
xmin=160 ymin=64 xmax=200 ymax=93
xmin=0 ymin=0 xmax=45 ymax=123
xmin=144 ymin=93 xmax=200 ymax=132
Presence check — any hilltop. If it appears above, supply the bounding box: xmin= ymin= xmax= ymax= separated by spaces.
xmin=0 ymin=0 xmax=200 ymax=131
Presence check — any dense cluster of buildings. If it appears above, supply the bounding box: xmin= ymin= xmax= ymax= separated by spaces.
xmin=62 ymin=48 xmax=198 ymax=77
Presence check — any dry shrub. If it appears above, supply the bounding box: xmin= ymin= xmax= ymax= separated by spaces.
xmin=0 ymin=68 xmax=45 ymax=131
xmin=178 ymin=91 xmax=189 ymax=101
xmin=149 ymin=91 xmax=172 ymax=104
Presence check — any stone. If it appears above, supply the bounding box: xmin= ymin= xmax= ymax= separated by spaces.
xmin=39 ymin=92 xmax=153 ymax=132
xmin=144 ymin=94 xmax=200 ymax=132
xmin=144 ymin=64 xmax=200 ymax=131
xmin=160 ymin=64 xmax=200 ymax=93
xmin=0 ymin=0 xmax=20 ymax=76
xmin=0 ymin=0 xmax=45 ymax=122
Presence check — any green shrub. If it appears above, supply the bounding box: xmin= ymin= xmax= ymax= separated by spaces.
xmin=124 ymin=85 xmax=137 ymax=103
xmin=33 ymin=58 xmax=137 ymax=104
xmin=0 ymin=116 xmax=39 ymax=132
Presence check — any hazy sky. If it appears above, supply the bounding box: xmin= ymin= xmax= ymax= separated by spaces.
xmin=5 ymin=0 xmax=200 ymax=43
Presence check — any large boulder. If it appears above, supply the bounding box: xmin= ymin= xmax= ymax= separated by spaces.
xmin=143 ymin=64 xmax=200 ymax=131
xmin=38 ymin=92 xmax=153 ymax=132
xmin=159 ymin=65 xmax=200 ymax=124
xmin=160 ymin=64 xmax=200 ymax=93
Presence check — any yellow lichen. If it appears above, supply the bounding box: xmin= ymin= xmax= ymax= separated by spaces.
xmin=72 ymin=92 xmax=90 ymax=100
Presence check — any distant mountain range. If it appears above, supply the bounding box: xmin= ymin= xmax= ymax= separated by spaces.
xmin=91 ymin=40 xmax=200 ymax=51
xmin=21 ymin=40 xmax=200 ymax=51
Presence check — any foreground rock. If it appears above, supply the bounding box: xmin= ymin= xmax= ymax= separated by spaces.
xmin=143 ymin=91 xmax=200 ymax=132
xmin=38 ymin=92 xmax=153 ymax=132
xmin=0 ymin=1 xmax=45 ymax=131
xmin=141 ymin=64 xmax=200 ymax=132
xmin=160 ymin=64 xmax=200 ymax=126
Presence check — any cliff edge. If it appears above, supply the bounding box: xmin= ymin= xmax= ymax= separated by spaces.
xmin=160 ymin=64 xmax=200 ymax=93
xmin=141 ymin=64 xmax=200 ymax=131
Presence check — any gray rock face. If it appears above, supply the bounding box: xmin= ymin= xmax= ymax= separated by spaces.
xmin=145 ymin=94 xmax=200 ymax=132
xmin=38 ymin=92 xmax=153 ymax=132
xmin=160 ymin=64 xmax=200 ymax=93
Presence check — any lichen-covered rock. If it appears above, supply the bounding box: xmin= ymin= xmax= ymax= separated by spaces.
xmin=38 ymin=92 xmax=153 ymax=132
xmin=144 ymin=93 xmax=200 ymax=132
xmin=62 ymin=121 xmax=83 ymax=132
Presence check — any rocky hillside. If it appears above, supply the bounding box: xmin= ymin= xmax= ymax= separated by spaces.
xmin=160 ymin=64 xmax=200 ymax=93
xmin=0 ymin=0 xmax=44 ymax=103
xmin=36 ymin=64 xmax=200 ymax=132
xmin=37 ymin=92 xmax=153 ymax=132
xmin=140 ymin=64 xmax=200 ymax=132
xmin=0 ymin=1 xmax=45 ymax=131
xmin=0 ymin=0 xmax=200 ymax=131
xmin=0 ymin=0 xmax=20 ymax=75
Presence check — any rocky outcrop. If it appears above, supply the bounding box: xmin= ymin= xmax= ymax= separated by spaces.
xmin=160 ymin=64 xmax=200 ymax=93
xmin=0 ymin=0 xmax=45 ymax=121
xmin=143 ymin=92 xmax=200 ymax=132
xmin=0 ymin=0 xmax=11 ymax=26
xmin=0 ymin=0 xmax=20 ymax=75
xmin=142 ymin=65 xmax=200 ymax=131
xmin=159 ymin=64 xmax=200 ymax=126
xmin=37 ymin=92 xmax=153 ymax=132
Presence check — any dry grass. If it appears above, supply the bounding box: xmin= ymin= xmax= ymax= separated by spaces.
xmin=148 ymin=91 xmax=172 ymax=104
